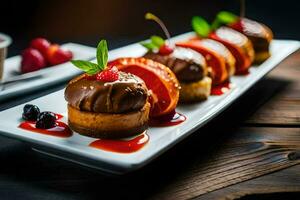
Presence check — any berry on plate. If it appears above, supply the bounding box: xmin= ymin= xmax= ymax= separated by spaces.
xmin=21 ymin=48 xmax=47 ymax=73
xmin=22 ymin=104 xmax=40 ymax=121
xmin=46 ymin=44 xmax=73 ymax=65
xmin=36 ymin=111 xmax=57 ymax=129
xmin=30 ymin=38 xmax=50 ymax=56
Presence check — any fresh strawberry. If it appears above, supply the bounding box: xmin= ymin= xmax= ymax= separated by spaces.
xmin=96 ymin=66 xmax=119 ymax=82
xmin=21 ymin=48 xmax=47 ymax=73
xmin=30 ymin=38 xmax=51 ymax=56
xmin=46 ymin=44 xmax=73 ymax=65
xmin=159 ymin=44 xmax=174 ymax=55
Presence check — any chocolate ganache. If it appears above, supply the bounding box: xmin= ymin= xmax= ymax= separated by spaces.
xmin=144 ymin=47 xmax=207 ymax=83
xmin=65 ymin=72 xmax=148 ymax=114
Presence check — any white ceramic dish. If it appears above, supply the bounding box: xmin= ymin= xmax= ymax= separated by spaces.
xmin=0 ymin=33 xmax=299 ymax=175
xmin=0 ymin=43 xmax=95 ymax=100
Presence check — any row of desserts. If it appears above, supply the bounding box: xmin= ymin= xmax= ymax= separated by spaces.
xmin=18 ymin=11 xmax=273 ymax=154
xmin=63 ymin=11 xmax=273 ymax=140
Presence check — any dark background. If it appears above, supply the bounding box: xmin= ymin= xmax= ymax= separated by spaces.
xmin=1 ymin=0 xmax=300 ymax=56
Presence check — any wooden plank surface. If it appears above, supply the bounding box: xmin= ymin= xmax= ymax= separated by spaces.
xmin=245 ymin=50 xmax=300 ymax=125
xmin=151 ymin=127 xmax=300 ymax=200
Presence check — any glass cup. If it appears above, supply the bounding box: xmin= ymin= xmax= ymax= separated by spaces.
xmin=0 ymin=33 xmax=12 ymax=81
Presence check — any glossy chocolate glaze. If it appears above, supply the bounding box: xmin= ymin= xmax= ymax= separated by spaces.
xmin=65 ymin=72 xmax=148 ymax=114
xmin=144 ymin=47 xmax=207 ymax=83
xmin=241 ymin=18 xmax=273 ymax=52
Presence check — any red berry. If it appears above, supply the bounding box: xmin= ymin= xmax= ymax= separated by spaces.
xmin=46 ymin=44 xmax=73 ymax=65
xmin=21 ymin=48 xmax=47 ymax=73
xmin=96 ymin=66 xmax=119 ymax=82
xmin=230 ymin=19 xmax=244 ymax=32
xmin=159 ymin=44 xmax=174 ymax=55
xmin=30 ymin=38 xmax=51 ymax=56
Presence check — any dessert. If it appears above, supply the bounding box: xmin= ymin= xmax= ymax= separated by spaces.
xmin=191 ymin=16 xmax=255 ymax=75
xmin=109 ymin=57 xmax=179 ymax=117
xmin=212 ymin=11 xmax=273 ymax=63
xmin=21 ymin=37 xmax=73 ymax=73
xmin=141 ymin=13 xmax=211 ymax=102
xmin=176 ymin=39 xmax=234 ymax=86
xmin=65 ymin=40 xmax=150 ymax=138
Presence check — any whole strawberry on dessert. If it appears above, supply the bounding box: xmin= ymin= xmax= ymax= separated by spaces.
xmin=65 ymin=40 xmax=150 ymax=139
xmin=21 ymin=37 xmax=73 ymax=73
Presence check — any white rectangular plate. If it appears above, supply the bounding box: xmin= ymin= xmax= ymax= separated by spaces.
xmin=0 ymin=33 xmax=299 ymax=174
xmin=1 ymin=43 xmax=96 ymax=100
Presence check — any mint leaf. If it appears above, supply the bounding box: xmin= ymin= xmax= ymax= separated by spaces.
xmin=216 ymin=11 xmax=238 ymax=24
xmin=96 ymin=40 xmax=108 ymax=70
xmin=191 ymin=16 xmax=211 ymax=38
xmin=71 ymin=60 xmax=100 ymax=75
xmin=150 ymin=35 xmax=165 ymax=47
xmin=140 ymin=41 xmax=158 ymax=51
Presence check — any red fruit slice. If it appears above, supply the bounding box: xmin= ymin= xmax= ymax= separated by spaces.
xmin=30 ymin=38 xmax=51 ymax=56
xmin=109 ymin=57 xmax=180 ymax=117
xmin=46 ymin=44 xmax=73 ymax=65
xmin=21 ymin=48 xmax=47 ymax=73
xmin=209 ymin=27 xmax=254 ymax=74
xmin=176 ymin=40 xmax=228 ymax=85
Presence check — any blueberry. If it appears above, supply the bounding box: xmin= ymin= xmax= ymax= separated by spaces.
xmin=36 ymin=111 xmax=57 ymax=129
xmin=22 ymin=104 xmax=40 ymax=121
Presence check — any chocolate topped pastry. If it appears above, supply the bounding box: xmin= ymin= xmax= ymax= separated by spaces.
xmin=144 ymin=47 xmax=207 ymax=83
xmin=213 ymin=11 xmax=273 ymax=63
xmin=142 ymin=43 xmax=211 ymax=103
xmin=231 ymin=18 xmax=273 ymax=63
xmin=65 ymin=40 xmax=150 ymax=139
xmin=65 ymin=72 xmax=148 ymax=114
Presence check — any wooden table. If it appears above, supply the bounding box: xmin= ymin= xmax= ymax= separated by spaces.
xmin=0 ymin=51 xmax=299 ymax=200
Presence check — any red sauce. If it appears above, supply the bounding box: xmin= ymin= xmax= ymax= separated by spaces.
xmin=89 ymin=132 xmax=149 ymax=153
xmin=55 ymin=114 xmax=63 ymax=120
xmin=211 ymin=81 xmax=232 ymax=95
xmin=149 ymin=110 xmax=186 ymax=127
xmin=19 ymin=121 xmax=72 ymax=138
xmin=236 ymin=69 xmax=250 ymax=76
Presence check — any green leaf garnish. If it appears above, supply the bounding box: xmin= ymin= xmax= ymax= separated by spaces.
xmin=96 ymin=40 xmax=108 ymax=71
xmin=140 ymin=41 xmax=159 ymax=51
xmin=140 ymin=35 xmax=166 ymax=51
xmin=71 ymin=39 xmax=109 ymax=75
xmin=216 ymin=11 xmax=238 ymax=24
xmin=71 ymin=60 xmax=100 ymax=75
xmin=151 ymin=35 xmax=165 ymax=47
xmin=191 ymin=16 xmax=211 ymax=38
xmin=211 ymin=11 xmax=239 ymax=30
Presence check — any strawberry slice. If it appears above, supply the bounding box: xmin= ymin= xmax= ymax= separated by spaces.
xmin=110 ymin=57 xmax=180 ymax=117
xmin=21 ymin=48 xmax=47 ymax=73
xmin=46 ymin=44 xmax=73 ymax=65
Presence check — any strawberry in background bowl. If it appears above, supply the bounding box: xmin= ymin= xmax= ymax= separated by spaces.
xmin=21 ymin=38 xmax=73 ymax=73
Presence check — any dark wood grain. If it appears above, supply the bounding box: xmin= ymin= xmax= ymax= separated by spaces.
xmin=151 ymin=127 xmax=300 ymax=200
xmin=245 ymin=50 xmax=300 ymax=125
